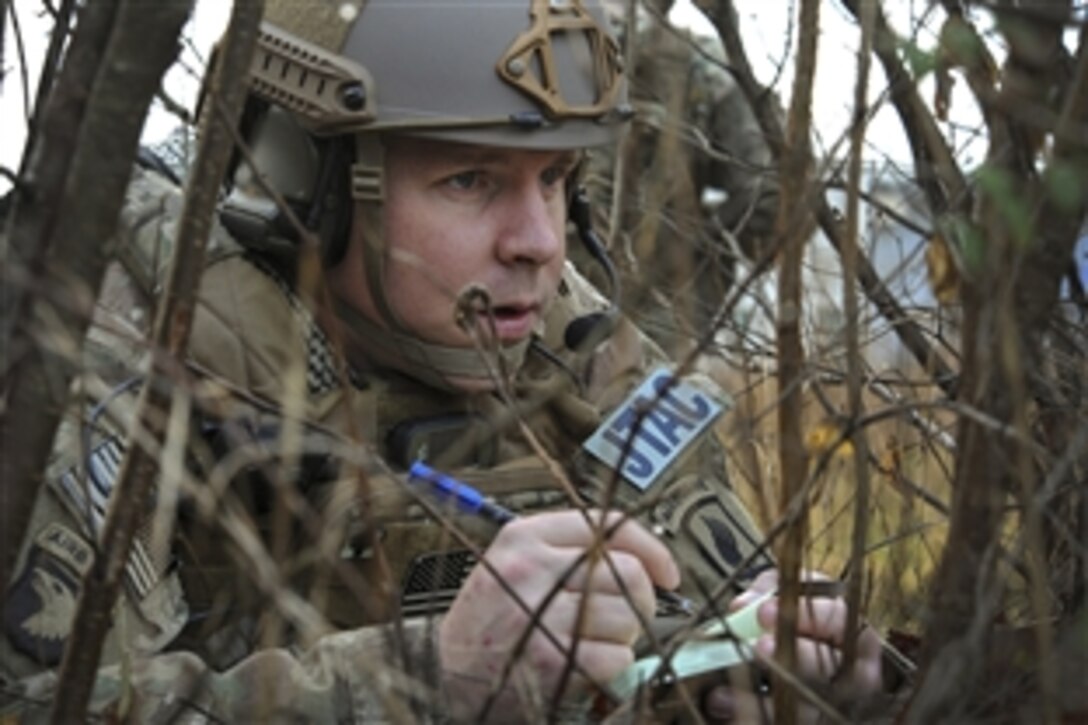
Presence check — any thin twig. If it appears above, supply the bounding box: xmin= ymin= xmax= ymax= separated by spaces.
xmin=6 ymin=0 xmax=30 ymax=125
xmin=772 ymin=1 xmax=822 ymax=721
xmin=841 ymin=0 xmax=878 ymax=675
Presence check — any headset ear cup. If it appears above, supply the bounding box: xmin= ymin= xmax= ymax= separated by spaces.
xmin=317 ymin=136 xmax=355 ymax=267
xmin=224 ymin=110 xmax=353 ymax=269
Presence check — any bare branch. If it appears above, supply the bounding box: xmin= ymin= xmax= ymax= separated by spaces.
xmin=5 ymin=0 xmax=31 ymax=125
xmin=27 ymin=0 xmax=77 ymax=156
xmin=50 ymin=0 xmax=257 ymax=719
xmin=698 ymin=0 xmax=959 ymax=397
xmin=841 ymin=0 xmax=878 ymax=675
xmin=839 ymin=0 xmax=972 ymax=218
xmin=772 ymin=1 xmax=821 ymax=721
xmin=1 ymin=0 xmax=122 ymax=598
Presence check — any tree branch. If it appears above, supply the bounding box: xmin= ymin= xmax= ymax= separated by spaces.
xmin=841 ymin=0 xmax=878 ymax=674
xmin=772 ymin=1 xmax=821 ymax=721
xmin=697 ymin=0 xmax=959 ymax=396
xmin=50 ymin=0 xmax=260 ymax=719
xmin=1 ymin=0 xmax=122 ymax=597
xmin=839 ymin=0 xmax=972 ymax=218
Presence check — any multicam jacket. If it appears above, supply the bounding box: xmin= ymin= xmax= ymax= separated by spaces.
xmin=2 ymin=163 xmax=771 ymax=722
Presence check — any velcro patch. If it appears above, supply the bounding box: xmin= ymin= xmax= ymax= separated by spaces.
xmin=680 ymin=492 xmax=773 ymax=585
xmin=4 ymin=524 xmax=92 ymax=666
xmin=54 ymin=435 xmax=162 ymax=600
xmin=582 ymin=367 xmax=724 ymax=490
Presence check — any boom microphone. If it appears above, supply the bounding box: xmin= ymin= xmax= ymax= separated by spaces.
xmin=564 ymin=310 xmax=616 ymax=352
xmin=564 ymin=186 xmax=621 ymax=353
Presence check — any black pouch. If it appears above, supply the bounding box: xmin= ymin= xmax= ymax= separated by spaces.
xmin=386 ymin=414 xmax=499 ymax=469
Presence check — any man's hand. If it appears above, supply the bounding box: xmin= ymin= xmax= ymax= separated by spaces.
xmin=703 ymin=569 xmax=885 ymax=723
xmin=439 ymin=510 xmax=680 ymax=719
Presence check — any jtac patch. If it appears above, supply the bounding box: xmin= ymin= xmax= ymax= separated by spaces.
xmin=582 ymin=367 xmax=724 ymax=490
xmin=4 ymin=523 xmax=93 ymax=665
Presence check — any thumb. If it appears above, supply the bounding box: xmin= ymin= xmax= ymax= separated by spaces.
xmin=703 ymin=685 xmax=736 ymax=722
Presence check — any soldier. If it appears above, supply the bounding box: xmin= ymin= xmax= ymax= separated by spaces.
xmin=2 ymin=1 xmax=881 ymax=722
xmin=585 ymin=0 xmax=779 ymax=354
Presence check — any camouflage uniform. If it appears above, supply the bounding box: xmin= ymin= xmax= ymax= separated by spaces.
xmin=2 ymin=160 xmax=772 ymax=722
xmin=582 ymin=9 xmax=778 ymax=351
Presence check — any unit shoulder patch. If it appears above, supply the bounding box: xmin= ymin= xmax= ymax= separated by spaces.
xmin=4 ymin=523 xmax=93 ymax=665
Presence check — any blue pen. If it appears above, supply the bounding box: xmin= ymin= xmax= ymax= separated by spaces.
xmin=407 ymin=460 xmax=695 ymax=617
xmin=408 ymin=460 xmax=517 ymax=525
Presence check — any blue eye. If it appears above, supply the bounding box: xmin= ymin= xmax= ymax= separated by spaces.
xmin=446 ymin=171 xmax=481 ymax=191
xmin=541 ymin=165 xmax=568 ymax=188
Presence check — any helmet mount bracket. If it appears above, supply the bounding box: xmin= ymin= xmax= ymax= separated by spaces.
xmin=497 ymin=0 xmax=624 ymax=120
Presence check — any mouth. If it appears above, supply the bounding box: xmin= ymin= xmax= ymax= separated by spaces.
xmin=485 ymin=303 xmax=539 ymax=342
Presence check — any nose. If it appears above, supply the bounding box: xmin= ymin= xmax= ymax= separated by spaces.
xmin=494 ymin=182 xmax=564 ymax=267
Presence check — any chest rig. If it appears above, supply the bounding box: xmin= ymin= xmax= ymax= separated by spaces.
xmin=279 ymin=347 xmax=771 ymax=636
xmin=305 ymin=344 xmax=608 ymax=628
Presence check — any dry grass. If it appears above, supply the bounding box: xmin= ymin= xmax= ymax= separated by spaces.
xmin=703 ymin=355 xmax=956 ymax=637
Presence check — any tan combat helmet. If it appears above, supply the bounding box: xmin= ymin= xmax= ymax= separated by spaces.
xmin=253 ymin=0 xmax=629 ymax=148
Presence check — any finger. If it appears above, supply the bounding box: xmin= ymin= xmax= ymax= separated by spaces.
xmin=704 ymin=685 xmax=773 ymax=724
xmin=837 ymin=625 xmax=885 ymax=697
xmin=796 ymin=636 xmax=843 ymax=681
xmin=753 ymin=633 xmax=842 ymax=682
xmin=857 ymin=622 xmax=885 ymax=666
xmin=539 ymin=590 xmax=646 ymax=646
xmin=727 ymin=569 xmax=778 ymax=612
xmin=490 ymin=542 xmax=656 ymax=615
xmin=703 ymin=685 xmax=737 ymax=722
xmin=732 ymin=569 xmax=841 ymax=609
xmin=757 ymin=596 xmax=849 ymax=646
xmin=755 ymin=629 xmax=883 ymax=700
xmin=560 ymin=550 xmax=655 ymax=615
xmin=480 ymin=534 xmax=658 ymax=624
xmin=518 ymin=510 xmax=680 ymax=589
xmin=525 ymin=634 xmax=636 ymax=689
xmin=798 ymin=630 xmax=885 ymax=700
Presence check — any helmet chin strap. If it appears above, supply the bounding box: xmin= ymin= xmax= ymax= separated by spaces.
xmin=338 ymin=134 xmax=532 ymax=392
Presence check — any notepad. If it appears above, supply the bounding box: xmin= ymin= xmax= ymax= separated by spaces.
xmin=609 ymin=589 xmax=774 ymax=700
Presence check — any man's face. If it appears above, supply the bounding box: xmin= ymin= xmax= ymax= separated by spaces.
xmin=334 ymin=137 xmax=577 ymax=348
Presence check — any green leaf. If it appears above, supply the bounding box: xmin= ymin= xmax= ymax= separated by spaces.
xmin=977 ymin=164 xmax=1034 ymax=248
xmin=949 ymin=215 xmax=986 ymax=276
xmin=899 ymin=38 xmax=939 ymax=80
xmin=1045 ymin=161 xmax=1086 ymax=213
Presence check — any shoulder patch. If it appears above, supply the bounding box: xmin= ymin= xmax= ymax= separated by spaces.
xmin=4 ymin=523 xmax=92 ymax=666
xmin=582 ymin=367 xmax=724 ymax=490
xmin=679 ymin=492 xmax=774 ymax=587
xmin=53 ymin=435 xmax=162 ymax=599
